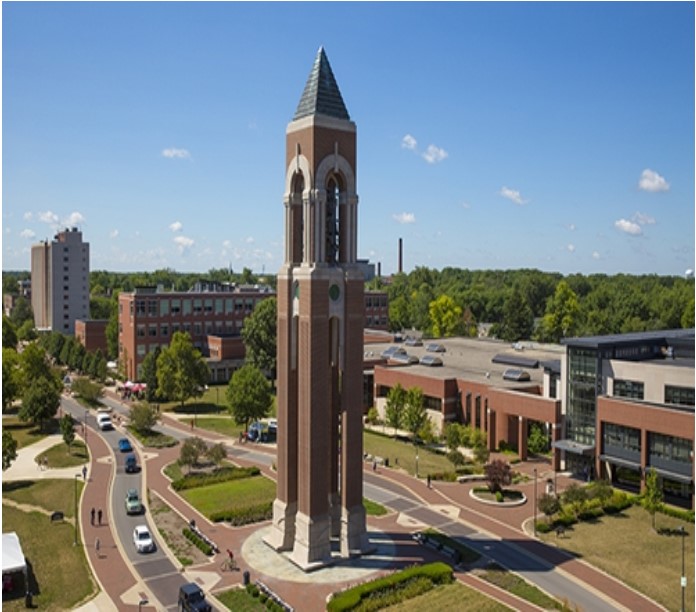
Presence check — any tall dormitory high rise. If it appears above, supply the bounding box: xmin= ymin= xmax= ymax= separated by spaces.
xmin=265 ymin=47 xmax=371 ymax=569
xmin=31 ymin=227 xmax=90 ymax=335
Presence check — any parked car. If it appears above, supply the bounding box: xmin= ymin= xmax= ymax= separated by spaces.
xmin=132 ymin=525 xmax=155 ymax=553
xmin=118 ymin=438 xmax=133 ymax=453
xmin=125 ymin=454 xmax=138 ymax=473
xmin=381 ymin=346 xmax=407 ymax=359
xmin=404 ymin=337 xmax=423 ymax=347
xmin=125 ymin=488 xmax=143 ymax=515
xmin=247 ymin=421 xmax=277 ymax=443
xmin=426 ymin=343 xmax=446 ymax=353
xmin=419 ymin=355 xmax=443 ymax=367
xmin=178 ymin=582 xmax=211 ymax=612
xmin=97 ymin=414 xmax=113 ymax=431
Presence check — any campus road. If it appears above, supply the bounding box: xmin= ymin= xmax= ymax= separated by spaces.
xmin=61 ymin=393 xmax=660 ymax=612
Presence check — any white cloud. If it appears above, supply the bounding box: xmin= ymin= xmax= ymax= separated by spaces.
xmin=568 ymin=223 xmax=576 ymax=231
xmin=245 ymin=236 xmax=255 ymax=244
xmin=592 ymin=251 xmax=601 ymax=260
xmin=614 ymin=218 xmax=642 ymax=236
xmin=162 ymin=148 xmax=191 ymax=160
xmin=567 ymin=244 xmax=576 ymax=253
xmin=38 ymin=210 xmax=59 ymax=225
xmin=392 ymin=212 xmax=416 ymax=224
xmin=639 ymin=168 xmax=669 ymax=192
xmin=461 ymin=202 xmax=471 ymax=209
xmin=109 ymin=229 xmax=119 ymax=239
xmin=64 ymin=211 xmax=85 ymax=226
xmin=173 ymin=235 xmax=195 ymax=253
xmin=401 ymin=134 xmax=417 ymax=150
xmin=20 ymin=229 xmax=35 ymax=239
xmin=634 ymin=212 xmax=656 ymax=226
xmin=169 ymin=221 xmax=183 ymax=232
xmin=499 ymin=187 xmax=528 ymax=205
xmin=422 ymin=144 xmax=448 ymax=164
xmin=23 ymin=212 xmax=33 ymax=221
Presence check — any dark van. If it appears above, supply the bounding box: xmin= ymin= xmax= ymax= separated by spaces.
xmin=125 ymin=454 xmax=138 ymax=473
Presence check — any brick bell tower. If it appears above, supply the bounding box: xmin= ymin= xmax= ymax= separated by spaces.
xmin=264 ymin=47 xmax=370 ymax=570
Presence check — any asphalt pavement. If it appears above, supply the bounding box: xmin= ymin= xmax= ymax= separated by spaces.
xmin=3 ymin=392 xmax=668 ymax=612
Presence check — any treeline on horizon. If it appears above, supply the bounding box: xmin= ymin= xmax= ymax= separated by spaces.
xmin=3 ymin=265 xmax=694 ymax=342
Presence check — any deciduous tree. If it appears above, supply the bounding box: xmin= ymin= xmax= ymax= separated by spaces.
xmin=2 ymin=348 xmax=20 ymax=412
xmin=157 ymin=332 xmax=210 ymax=409
xmin=385 ymin=384 xmax=406 ymax=437
xmin=226 ymin=364 xmax=272 ymax=432
xmin=60 ymin=414 xmax=75 ymax=454
xmin=129 ymin=402 xmax=160 ymax=435
xmin=242 ymin=297 xmax=277 ymax=376
xmin=19 ymin=376 xmax=61 ymax=431
xmin=484 ymin=459 xmax=512 ymax=494
xmin=2 ymin=431 xmax=18 ymax=471
xmin=643 ymin=468 xmax=663 ymax=531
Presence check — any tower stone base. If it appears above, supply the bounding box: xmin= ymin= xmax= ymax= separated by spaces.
xmin=340 ymin=504 xmax=373 ymax=557
xmin=288 ymin=511 xmax=332 ymax=571
xmin=264 ymin=499 xmax=297 ymax=552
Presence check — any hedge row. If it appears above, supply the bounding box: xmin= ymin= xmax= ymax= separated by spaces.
xmin=172 ymin=466 xmax=261 ymax=491
xmin=182 ymin=527 xmax=214 ymax=556
xmin=327 ymin=562 xmax=453 ymax=612
xmin=210 ymin=502 xmax=273 ymax=526
xmin=536 ymin=491 xmax=635 ymax=533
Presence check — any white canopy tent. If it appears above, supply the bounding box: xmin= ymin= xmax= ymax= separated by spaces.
xmin=2 ymin=532 xmax=27 ymax=577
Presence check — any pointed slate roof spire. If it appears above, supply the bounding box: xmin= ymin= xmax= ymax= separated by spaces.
xmin=294 ymin=47 xmax=350 ymax=121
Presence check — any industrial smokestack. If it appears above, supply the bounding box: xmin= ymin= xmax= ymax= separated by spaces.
xmin=377 ymin=262 xmax=381 ymax=278
xmin=398 ymin=238 xmax=403 ymax=274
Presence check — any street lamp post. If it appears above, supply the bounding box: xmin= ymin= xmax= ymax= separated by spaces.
xmin=680 ymin=525 xmax=686 ymax=612
xmin=84 ymin=409 xmax=88 ymax=444
xmin=415 ymin=447 xmax=419 ymax=478
xmin=73 ymin=474 xmax=80 ymax=546
xmin=138 ymin=598 xmax=149 ymax=611
xmin=533 ymin=468 xmax=537 ymax=537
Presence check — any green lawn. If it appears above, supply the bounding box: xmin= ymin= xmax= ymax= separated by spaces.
xmin=180 ymin=475 xmax=276 ymax=518
xmin=363 ymin=430 xmax=453 ymax=477
xmin=37 ymin=441 xmax=89 ymax=469
xmin=383 ymin=582 xmax=511 ymax=611
xmin=2 ymin=487 xmax=95 ymax=611
xmin=3 ymin=479 xmax=83 ymax=520
xmin=191 ymin=416 xmax=246 ymax=439
xmin=2 ymin=416 xmax=60 ymax=449
xmin=217 ymin=587 xmax=267 ymax=611
xmin=539 ymin=504 xmax=694 ymax=611
xmin=480 ymin=564 xmax=563 ymax=610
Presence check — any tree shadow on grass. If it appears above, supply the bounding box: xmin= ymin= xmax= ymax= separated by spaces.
xmin=2 ymin=480 xmax=34 ymax=494
xmin=658 ymin=526 xmax=689 ymax=537
xmin=171 ymin=402 xmax=222 ymax=416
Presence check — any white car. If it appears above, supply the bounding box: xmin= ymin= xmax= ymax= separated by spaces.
xmin=132 ymin=525 xmax=155 ymax=553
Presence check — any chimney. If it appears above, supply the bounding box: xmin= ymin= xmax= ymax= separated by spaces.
xmin=398 ymin=238 xmax=403 ymax=274
xmin=377 ymin=262 xmax=381 ymax=278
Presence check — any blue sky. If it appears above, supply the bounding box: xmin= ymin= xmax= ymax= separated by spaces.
xmin=3 ymin=2 xmax=694 ymax=277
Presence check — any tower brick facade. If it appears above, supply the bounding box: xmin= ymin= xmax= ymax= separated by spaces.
xmin=265 ymin=48 xmax=371 ymax=569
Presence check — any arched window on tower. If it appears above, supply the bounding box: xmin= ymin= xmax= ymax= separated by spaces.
xmin=290 ymin=172 xmax=304 ymax=264
xmin=326 ymin=175 xmax=342 ymax=264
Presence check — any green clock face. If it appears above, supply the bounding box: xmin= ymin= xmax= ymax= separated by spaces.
xmin=329 ymin=284 xmax=340 ymax=301
xmin=293 ymin=283 xmax=300 ymax=299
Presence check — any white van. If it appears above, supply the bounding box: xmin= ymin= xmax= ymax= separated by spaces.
xmin=97 ymin=414 xmax=113 ymax=431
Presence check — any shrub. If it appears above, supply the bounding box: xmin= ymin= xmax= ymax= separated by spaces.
xmin=495 ymin=491 xmax=504 ymax=503
xmin=536 ymin=521 xmax=552 ymax=534
xmin=430 ymin=470 xmax=458 ymax=482
xmin=182 ymin=527 xmax=213 ymax=555
xmin=327 ymin=562 xmax=453 ymax=612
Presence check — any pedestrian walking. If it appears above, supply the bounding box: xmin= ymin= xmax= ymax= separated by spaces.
xmin=427 ymin=474 xmax=431 ymax=489
xmin=97 ymin=508 xmax=103 ymax=525
xmin=82 ymin=465 xmax=88 ymax=480
xmin=372 ymin=460 xmax=377 ymax=471
xmin=95 ymin=537 xmax=101 ymax=557
xmin=90 ymin=507 xmax=95 ymax=525
xmin=43 ymin=457 xmax=48 ymax=470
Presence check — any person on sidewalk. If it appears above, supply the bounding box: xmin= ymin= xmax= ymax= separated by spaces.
xmin=90 ymin=507 xmax=95 ymax=525
xmin=95 ymin=537 xmax=101 ymax=558
xmin=97 ymin=508 xmax=103 ymax=525
xmin=82 ymin=465 xmax=88 ymax=480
